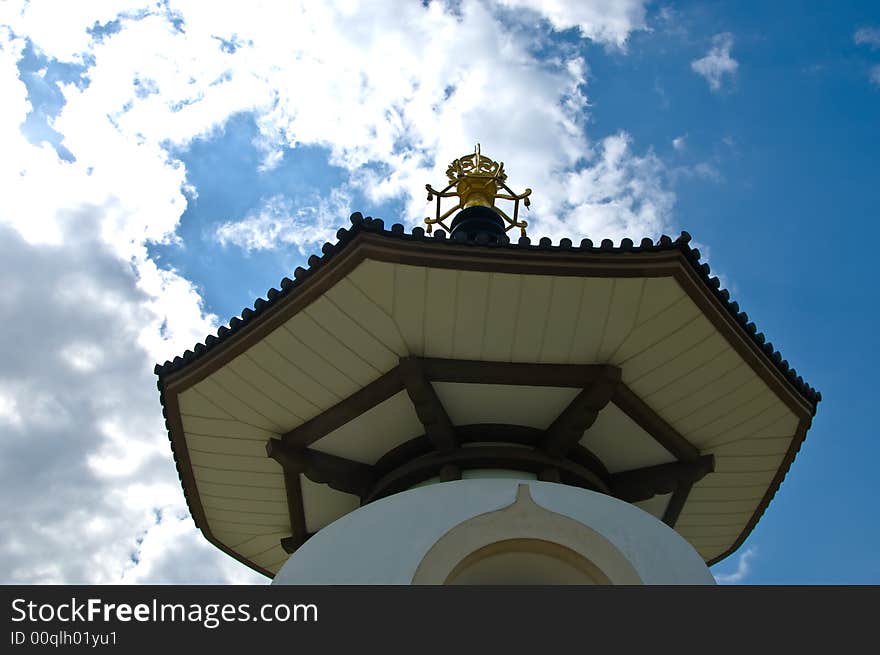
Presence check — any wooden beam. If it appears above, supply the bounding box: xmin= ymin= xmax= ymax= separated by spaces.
xmin=399 ymin=356 xmax=457 ymax=452
xmin=281 ymin=368 xmax=404 ymax=447
xmin=421 ymin=358 xmax=620 ymax=388
xmin=567 ymin=443 xmax=611 ymax=481
xmin=280 ymin=533 xmax=314 ymax=554
xmin=455 ymin=423 xmax=544 ymax=446
xmin=267 ymin=438 xmax=376 ymax=498
xmin=661 ymin=481 xmax=693 ymax=527
xmin=365 ymin=445 xmax=610 ymax=503
xmin=538 ymin=468 xmax=561 ymax=483
xmin=372 ymin=435 xmax=434 ymax=479
xmin=609 ymin=455 xmax=714 ymax=503
xmin=371 ymin=425 xmax=544 ymax=481
xmin=612 ymin=383 xmax=701 ymax=461
xmin=540 ymin=366 xmax=621 ymax=456
xmin=438 ymin=464 xmax=461 ymax=481
xmin=279 ymin=468 xmax=308 ymax=555
xmin=370 ymin=425 xmax=611 ymax=484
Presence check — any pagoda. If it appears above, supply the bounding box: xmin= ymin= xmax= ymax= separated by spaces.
xmin=156 ymin=146 xmax=820 ymax=584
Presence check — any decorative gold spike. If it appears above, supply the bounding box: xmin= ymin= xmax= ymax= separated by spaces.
xmin=424 ymin=144 xmax=531 ymax=236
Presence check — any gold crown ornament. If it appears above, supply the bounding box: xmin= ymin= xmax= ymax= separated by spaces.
xmin=424 ymin=145 xmax=532 ymax=237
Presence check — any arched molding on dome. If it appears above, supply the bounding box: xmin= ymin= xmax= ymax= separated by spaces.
xmin=411 ymin=483 xmax=643 ymax=585
xmin=444 ymin=539 xmax=610 ymax=585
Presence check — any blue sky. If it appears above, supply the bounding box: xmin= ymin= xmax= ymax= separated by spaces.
xmin=0 ymin=1 xmax=877 ymax=584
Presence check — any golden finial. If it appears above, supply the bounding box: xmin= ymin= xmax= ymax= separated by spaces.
xmin=425 ymin=144 xmax=531 ymax=237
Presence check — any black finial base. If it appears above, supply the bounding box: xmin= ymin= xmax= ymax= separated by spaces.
xmin=450 ymin=205 xmax=506 ymax=243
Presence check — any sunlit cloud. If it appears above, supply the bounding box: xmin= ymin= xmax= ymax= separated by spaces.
xmin=714 ymin=547 xmax=757 ymax=584
xmin=691 ymin=32 xmax=738 ymax=91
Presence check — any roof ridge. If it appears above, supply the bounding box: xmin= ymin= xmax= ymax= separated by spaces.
xmin=155 ymin=212 xmax=820 ymax=410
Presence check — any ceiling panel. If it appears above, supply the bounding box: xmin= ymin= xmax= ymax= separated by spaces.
xmin=310 ymin=391 xmax=425 ymax=464
xmin=579 ymin=403 xmax=677 ymax=473
xmin=434 ymin=382 xmax=580 ymax=429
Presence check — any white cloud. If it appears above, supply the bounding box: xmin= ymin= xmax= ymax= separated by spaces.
xmin=0 ymin=391 xmax=23 ymax=428
xmin=538 ymin=132 xmax=676 ymax=243
xmin=60 ymin=342 xmax=105 ymax=373
xmin=494 ymin=0 xmax=648 ymax=48
xmin=714 ymin=547 xmax=756 ymax=584
xmin=215 ymin=190 xmax=350 ymax=253
xmin=853 ymin=27 xmax=880 ymax=86
xmin=691 ymin=32 xmax=738 ymax=91
xmin=5 ymin=0 xmax=669 ymax=244
xmin=670 ymin=161 xmax=722 ymax=183
xmin=0 ymin=0 xmax=675 ymax=584
xmin=0 ymin=12 xmax=259 ymax=584
xmin=0 ymin=0 xmax=148 ymax=64
xmin=120 ymin=511 xmax=264 ymax=584
xmin=0 ymin=222 xmax=262 ymax=584
xmin=672 ymin=135 xmax=687 ymax=151
xmin=854 ymin=26 xmax=880 ymax=49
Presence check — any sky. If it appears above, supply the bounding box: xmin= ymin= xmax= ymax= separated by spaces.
xmin=0 ymin=0 xmax=877 ymax=585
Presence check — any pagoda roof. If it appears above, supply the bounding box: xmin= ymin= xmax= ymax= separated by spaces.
xmin=156 ymin=213 xmax=820 ymax=577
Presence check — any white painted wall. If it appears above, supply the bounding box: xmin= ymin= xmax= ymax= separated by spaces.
xmin=272 ymin=479 xmax=715 ymax=585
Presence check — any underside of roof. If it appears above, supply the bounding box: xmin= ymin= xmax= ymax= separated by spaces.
xmin=156 ymin=213 xmax=820 ymax=578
